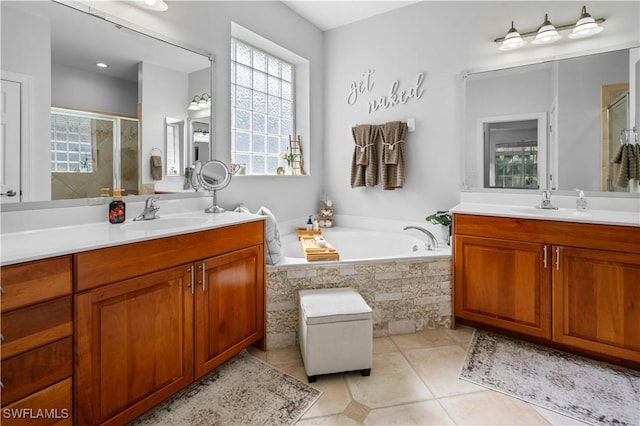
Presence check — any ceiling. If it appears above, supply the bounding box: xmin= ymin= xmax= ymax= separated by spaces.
xmin=281 ymin=1 xmax=419 ymax=31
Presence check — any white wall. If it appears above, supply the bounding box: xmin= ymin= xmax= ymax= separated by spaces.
xmin=51 ymin=63 xmax=138 ymax=117
xmin=140 ymin=62 xmax=188 ymax=189
xmin=324 ymin=1 xmax=640 ymax=224
xmin=1 ymin=5 xmax=51 ymax=201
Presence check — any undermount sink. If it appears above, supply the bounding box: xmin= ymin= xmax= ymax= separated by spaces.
xmin=120 ymin=216 xmax=209 ymax=232
xmin=510 ymin=207 xmax=592 ymax=218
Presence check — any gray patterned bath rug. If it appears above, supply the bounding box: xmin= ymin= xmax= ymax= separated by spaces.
xmin=459 ymin=329 xmax=640 ymax=426
xmin=130 ymin=350 xmax=321 ymax=426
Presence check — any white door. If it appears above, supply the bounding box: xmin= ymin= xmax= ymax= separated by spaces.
xmin=1 ymin=79 xmax=21 ymax=203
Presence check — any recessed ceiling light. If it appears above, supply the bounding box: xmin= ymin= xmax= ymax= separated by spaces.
xmin=96 ymin=62 xmax=108 ymax=68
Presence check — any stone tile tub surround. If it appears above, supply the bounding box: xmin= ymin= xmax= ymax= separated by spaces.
xmin=267 ymin=227 xmax=451 ymax=348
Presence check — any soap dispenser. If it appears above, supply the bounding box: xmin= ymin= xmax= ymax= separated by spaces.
xmin=576 ymin=189 xmax=587 ymax=211
xmin=109 ymin=189 xmax=126 ymax=223
xmin=306 ymin=215 xmax=313 ymax=231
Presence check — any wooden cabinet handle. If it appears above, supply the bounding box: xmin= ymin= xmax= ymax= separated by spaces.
xmin=543 ymin=245 xmax=548 ymax=268
xmin=187 ymin=267 xmax=194 ymax=294
xmin=198 ymin=264 xmax=206 ymax=292
xmin=555 ymin=247 xmax=560 ymax=270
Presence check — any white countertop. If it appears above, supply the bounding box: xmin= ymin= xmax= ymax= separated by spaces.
xmin=1 ymin=211 xmax=265 ymax=266
xmin=451 ymin=203 xmax=640 ymax=227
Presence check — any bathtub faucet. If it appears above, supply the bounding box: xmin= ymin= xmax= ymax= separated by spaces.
xmin=403 ymin=226 xmax=439 ymax=251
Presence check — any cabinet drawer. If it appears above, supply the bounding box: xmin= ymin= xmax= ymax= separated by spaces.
xmin=453 ymin=214 xmax=640 ymax=254
xmin=1 ymin=296 xmax=73 ymax=360
xmin=1 ymin=256 xmax=73 ymax=312
xmin=1 ymin=378 xmax=72 ymax=425
xmin=1 ymin=337 xmax=73 ymax=405
xmin=75 ymin=220 xmax=264 ymax=290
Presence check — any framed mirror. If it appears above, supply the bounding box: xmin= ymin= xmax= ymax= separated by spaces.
xmin=197 ymin=160 xmax=231 ymax=213
xmin=0 ymin=0 xmax=213 ymax=207
xmin=463 ymin=48 xmax=638 ymax=195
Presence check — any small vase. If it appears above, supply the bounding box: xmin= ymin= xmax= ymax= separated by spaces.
xmin=287 ymin=164 xmax=293 ymax=175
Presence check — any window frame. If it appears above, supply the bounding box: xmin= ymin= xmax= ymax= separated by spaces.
xmin=231 ymin=37 xmax=296 ymax=176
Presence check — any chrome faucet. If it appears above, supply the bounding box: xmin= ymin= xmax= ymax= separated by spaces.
xmin=536 ymin=190 xmax=558 ymax=210
xmin=403 ymin=226 xmax=439 ymax=250
xmin=134 ymin=196 xmax=160 ymax=221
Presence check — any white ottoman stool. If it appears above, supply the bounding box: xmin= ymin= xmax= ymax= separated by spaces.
xmin=298 ymin=287 xmax=373 ymax=383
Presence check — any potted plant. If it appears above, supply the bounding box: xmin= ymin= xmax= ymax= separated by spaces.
xmin=425 ymin=211 xmax=452 ymax=245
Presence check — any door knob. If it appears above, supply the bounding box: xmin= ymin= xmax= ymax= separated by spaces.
xmin=1 ymin=190 xmax=17 ymax=197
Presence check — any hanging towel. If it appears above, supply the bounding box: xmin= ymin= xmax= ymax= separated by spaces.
xmin=150 ymin=155 xmax=163 ymax=180
xmin=380 ymin=121 xmax=408 ymax=190
xmin=351 ymin=124 xmax=379 ymax=187
xmin=612 ymin=144 xmax=637 ymax=188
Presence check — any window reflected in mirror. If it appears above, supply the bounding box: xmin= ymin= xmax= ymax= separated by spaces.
xmin=165 ymin=117 xmax=185 ymax=177
xmin=485 ymin=119 xmax=539 ymax=189
xmin=50 ymin=108 xmax=139 ymax=200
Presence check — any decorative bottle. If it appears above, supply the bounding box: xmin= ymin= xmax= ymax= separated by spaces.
xmin=109 ymin=189 xmax=126 ymax=224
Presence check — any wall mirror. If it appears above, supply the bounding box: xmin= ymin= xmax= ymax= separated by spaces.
xmin=463 ymin=48 xmax=638 ymax=195
xmin=1 ymin=0 xmax=213 ymax=208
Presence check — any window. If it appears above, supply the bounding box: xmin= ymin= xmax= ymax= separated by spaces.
xmin=50 ymin=112 xmax=95 ymax=173
xmin=231 ymin=38 xmax=295 ymax=175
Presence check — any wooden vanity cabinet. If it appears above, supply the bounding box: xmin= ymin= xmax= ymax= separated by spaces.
xmin=453 ymin=214 xmax=640 ymax=365
xmin=552 ymin=246 xmax=640 ymax=362
xmin=74 ymin=221 xmax=265 ymax=425
xmin=195 ymin=245 xmax=264 ymax=378
xmin=454 ymin=235 xmax=551 ymax=339
xmin=75 ymin=265 xmax=194 ymax=426
xmin=0 ymin=256 xmax=74 ymax=425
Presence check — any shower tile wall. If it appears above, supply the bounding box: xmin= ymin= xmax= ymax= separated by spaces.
xmin=266 ymin=257 xmax=451 ymax=349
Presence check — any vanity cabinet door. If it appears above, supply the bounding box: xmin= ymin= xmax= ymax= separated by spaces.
xmin=194 ymin=245 xmax=264 ymax=378
xmin=454 ymin=235 xmax=552 ymax=339
xmin=75 ymin=264 xmax=194 ymax=426
xmin=552 ymin=246 xmax=640 ymax=363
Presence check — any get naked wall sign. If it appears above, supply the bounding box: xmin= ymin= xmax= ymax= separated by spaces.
xmin=347 ymin=69 xmax=425 ymax=113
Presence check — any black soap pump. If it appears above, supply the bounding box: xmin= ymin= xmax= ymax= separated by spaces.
xmin=109 ymin=189 xmax=126 ymax=224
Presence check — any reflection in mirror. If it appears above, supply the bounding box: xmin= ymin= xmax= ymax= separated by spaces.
xmin=197 ymin=160 xmax=231 ymax=213
xmin=191 ymin=120 xmax=210 ymax=164
xmin=602 ymin=84 xmax=630 ymax=192
xmin=50 ymin=107 xmax=139 ymax=200
xmin=464 ymin=48 xmax=636 ymax=195
xmin=482 ymin=116 xmax=545 ymax=189
xmin=165 ymin=118 xmax=185 ymax=177
xmin=0 ymin=0 xmax=212 ymax=207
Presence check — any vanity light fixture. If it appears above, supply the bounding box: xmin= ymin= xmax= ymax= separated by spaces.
xmin=568 ymin=6 xmax=604 ymax=39
xmin=532 ymin=14 xmax=561 ymax=44
xmin=141 ymin=0 xmax=168 ymax=12
xmin=498 ymin=21 xmax=527 ymax=51
xmin=494 ymin=5 xmax=605 ymax=51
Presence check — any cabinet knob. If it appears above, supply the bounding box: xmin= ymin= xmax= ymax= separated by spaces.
xmin=0 ymin=333 xmax=4 ymax=343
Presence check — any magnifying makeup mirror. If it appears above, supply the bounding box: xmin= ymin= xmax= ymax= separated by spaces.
xmin=197 ymin=160 xmax=231 ymax=213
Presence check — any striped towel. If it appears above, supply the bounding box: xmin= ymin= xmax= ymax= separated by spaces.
xmin=613 ymin=144 xmax=637 ymax=187
xmin=380 ymin=121 xmax=408 ymax=190
xmin=351 ymin=125 xmax=379 ymax=187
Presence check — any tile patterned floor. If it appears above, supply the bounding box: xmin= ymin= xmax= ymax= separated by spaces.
xmin=248 ymin=326 xmax=592 ymax=425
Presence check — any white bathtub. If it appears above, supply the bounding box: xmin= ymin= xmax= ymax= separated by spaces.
xmin=278 ymin=226 xmax=450 ymax=265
